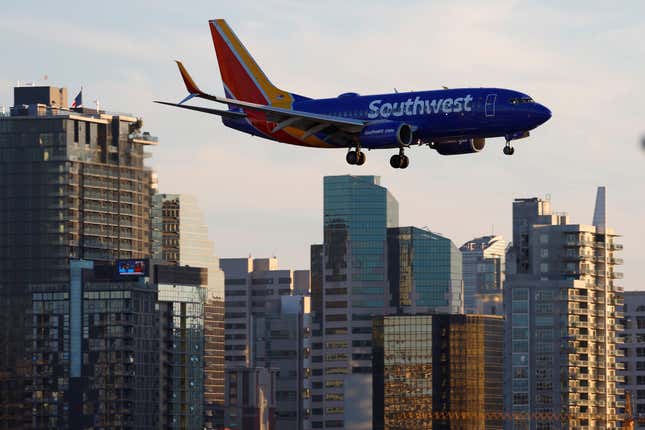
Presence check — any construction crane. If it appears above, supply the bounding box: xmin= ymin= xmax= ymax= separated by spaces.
xmin=624 ymin=390 xmax=635 ymax=430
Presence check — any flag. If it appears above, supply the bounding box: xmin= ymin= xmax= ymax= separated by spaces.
xmin=71 ymin=88 xmax=82 ymax=108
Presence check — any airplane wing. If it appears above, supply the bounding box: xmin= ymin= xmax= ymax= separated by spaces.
xmin=155 ymin=61 xmax=366 ymax=145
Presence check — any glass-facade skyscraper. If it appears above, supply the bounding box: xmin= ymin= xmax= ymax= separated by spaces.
xmin=372 ymin=314 xmax=504 ymax=430
xmin=388 ymin=227 xmax=463 ymax=314
xmin=311 ymin=175 xmax=398 ymax=430
xmin=310 ymin=175 xmax=466 ymax=429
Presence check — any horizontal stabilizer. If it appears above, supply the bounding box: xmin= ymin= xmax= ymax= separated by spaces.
xmin=154 ymin=101 xmax=246 ymax=119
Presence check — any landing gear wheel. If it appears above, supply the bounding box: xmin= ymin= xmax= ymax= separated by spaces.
xmin=400 ymin=155 xmax=409 ymax=169
xmin=503 ymin=145 xmax=515 ymax=156
xmin=346 ymin=150 xmax=358 ymax=165
xmin=390 ymin=154 xmax=401 ymax=168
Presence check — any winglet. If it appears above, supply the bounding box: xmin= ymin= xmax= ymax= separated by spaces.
xmin=175 ymin=60 xmax=202 ymax=96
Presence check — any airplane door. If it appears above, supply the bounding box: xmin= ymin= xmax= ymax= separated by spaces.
xmin=485 ymin=94 xmax=497 ymax=117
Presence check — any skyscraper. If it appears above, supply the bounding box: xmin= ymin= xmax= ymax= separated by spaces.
xmin=388 ymin=226 xmax=463 ymax=315
xmin=150 ymin=193 xmax=226 ymax=427
xmin=0 ymin=86 xmax=156 ymax=428
xmin=220 ymin=257 xmax=310 ymax=428
xmin=372 ymin=314 xmax=504 ymax=430
xmin=460 ymin=235 xmax=506 ymax=315
xmin=309 ymin=175 xmax=398 ymax=430
xmin=504 ymin=187 xmax=623 ymax=430
xmin=310 ymin=176 xmax=466 ymax=429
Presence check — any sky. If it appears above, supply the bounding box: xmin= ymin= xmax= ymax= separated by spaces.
xmin=1 ymin=0 xmax=644 ymax=289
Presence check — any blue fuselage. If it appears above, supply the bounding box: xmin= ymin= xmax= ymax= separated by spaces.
xmin=224 ymin=87 xmax=551 ymax=149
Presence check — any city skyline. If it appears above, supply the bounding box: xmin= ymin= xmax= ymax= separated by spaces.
xmin=0 ymin=1 xmax=643 ymax=289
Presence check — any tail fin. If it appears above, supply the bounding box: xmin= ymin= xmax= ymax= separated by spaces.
xmin=209 ymin=19 xmax=296 ymax=108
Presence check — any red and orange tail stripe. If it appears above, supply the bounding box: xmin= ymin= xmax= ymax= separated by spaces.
xmin=209 ymin=19 xmax=293 ymax=109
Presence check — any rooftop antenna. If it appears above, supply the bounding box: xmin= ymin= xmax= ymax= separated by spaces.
xmin=394 ymin=88 xmax=398 ymax=93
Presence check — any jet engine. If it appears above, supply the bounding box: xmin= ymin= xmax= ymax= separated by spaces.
xmin=432 ymin=137 xmax=485 ymax=155
xmin=359 ymin=121 xmax=413 ymax=148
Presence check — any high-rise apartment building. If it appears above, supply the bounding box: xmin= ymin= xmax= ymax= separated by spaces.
xmin=372 ymin=314 xmax=504 ymax=430
xmin=460 ymin=235 xmax=506 ymax=315
xmin=221 ymin=257 xmax=310 ymax=428
xmin=618 ymin=291 xmax=644 ymax=427
xmin=388 ymin=226 xmax=463 ymax=314
xmin=151 ymin=193 xmax=226 ymax=426
xmin=504 ymin=187 xmax=624 ymax=430
xmin=0 ymin=86 xmax=156 ymax=428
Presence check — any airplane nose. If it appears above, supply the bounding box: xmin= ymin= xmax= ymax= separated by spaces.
xmin=536 ymin=104 xmax=552 ymax=125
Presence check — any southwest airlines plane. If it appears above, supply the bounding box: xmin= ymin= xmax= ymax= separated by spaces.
xmin=157 ymin=19 xmax=552 ymax=169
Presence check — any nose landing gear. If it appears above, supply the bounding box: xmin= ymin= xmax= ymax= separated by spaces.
xmin=390 ymin=147 xmax=409 ymax=169
xmin=503 ymin=140 xmax=515 ymax=156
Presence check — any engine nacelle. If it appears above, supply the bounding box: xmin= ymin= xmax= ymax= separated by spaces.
xmin=359 ymin=121 xmax=413 ymax=148
xmin=433 ymin=137 xmax=485 ymax=155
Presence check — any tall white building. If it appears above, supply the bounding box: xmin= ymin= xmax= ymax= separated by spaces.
xmin=504 ymin=187 xmax=624 ymax=430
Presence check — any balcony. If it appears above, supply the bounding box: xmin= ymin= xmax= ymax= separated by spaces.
xmin=565 ymin=238 xmax=595 ymax=247
xmin=129 ymin=132 xmax=158 ymax=146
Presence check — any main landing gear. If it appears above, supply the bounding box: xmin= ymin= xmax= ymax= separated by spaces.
xmin=346 ymin=149 xmax=366 ymax=166
xmin=390 ymin=148 xmax=409 ymax=169
xmin=503 ymin=140 xmax=515 ymax=156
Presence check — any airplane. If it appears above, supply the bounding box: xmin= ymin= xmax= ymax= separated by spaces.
xmin=156 ymin=19 xmax=552 ymax=169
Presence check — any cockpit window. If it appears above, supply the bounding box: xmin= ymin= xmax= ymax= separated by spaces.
xmin=510 ymin=97 xmax=535 ymax=104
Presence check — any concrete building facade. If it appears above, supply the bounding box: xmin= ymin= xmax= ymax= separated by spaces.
xmin=504 ymin=188 xmax=623 ymax=430
xmin=221 ymin=257 xmax=311 ymax=429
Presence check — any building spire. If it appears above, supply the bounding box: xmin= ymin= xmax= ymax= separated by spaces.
xmin=592 ymin=186 xmax=607 ymax=229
